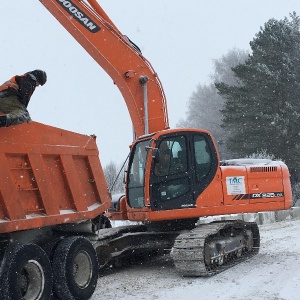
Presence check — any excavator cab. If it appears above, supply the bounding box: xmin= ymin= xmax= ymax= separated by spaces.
xmin=126 ymin=129 xmax=220 ymax=216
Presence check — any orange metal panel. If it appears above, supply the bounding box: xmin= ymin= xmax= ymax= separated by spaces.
xmin=6 ymin=154 xmax=46 ymax=216
xmin=195 ymin=170 xmax=224 ymax=207
xmin=42 ymin=154 xmax=76 ymax=212
xmin=246 ymin=165 xmax=284 ymax=204
xmin=59 ymin=154 xmax=88 ymax=212
xmin=72 ymin=155 xmax=101 ymax=208
xmin=28 ymin=153 xmax=60 ymax=215
xmin=0 ymin=122 xmax=111 ymax=234
xmin=0 ymin=153 xmax=26 ymax=220
xmin=86 ymin=155 xmax=110 ymax=206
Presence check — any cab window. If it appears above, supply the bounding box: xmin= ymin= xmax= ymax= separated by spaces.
xmin=154 ymin=136 xmax=187 ymax=177
xmin=193 ymin=135 xmax=212 ymax=181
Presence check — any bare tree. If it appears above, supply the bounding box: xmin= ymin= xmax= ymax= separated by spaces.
xmin=211 ymin=48 xmax=249 ymax=85
xmin=178 ymin=48 xmax=248 ymax=159
xmin=103 ymin=161 xmax=124 ymax=194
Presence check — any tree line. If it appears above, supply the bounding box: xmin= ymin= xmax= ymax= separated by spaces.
xmin=179 ymin=12 xmax=300 ymax=187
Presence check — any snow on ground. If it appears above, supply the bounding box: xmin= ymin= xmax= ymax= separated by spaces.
xmin=92 ymin=218 xmax=300 ymax=300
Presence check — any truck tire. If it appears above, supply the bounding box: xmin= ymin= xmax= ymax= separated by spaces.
xmin=52 ymin=236 xmax=98 ymax=300
xmin=0 ymin=243 xmax=53 ymax=300
xmin=41 ymin=238 xmax=62 ymax=262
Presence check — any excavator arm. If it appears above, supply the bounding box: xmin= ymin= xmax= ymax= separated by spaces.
xmin=40 ymin=0 xmax=169 ymax=137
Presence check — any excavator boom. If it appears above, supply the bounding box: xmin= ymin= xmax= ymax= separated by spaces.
xmin=40 ymin=0 xmax=169 ymax=137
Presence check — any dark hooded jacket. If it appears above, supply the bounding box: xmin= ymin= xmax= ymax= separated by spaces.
xmin=0 ymin=73 xmax=37 ymax=107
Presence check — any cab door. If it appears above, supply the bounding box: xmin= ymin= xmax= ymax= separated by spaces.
xmin=149 ymin=131 xmax=218 ymax=211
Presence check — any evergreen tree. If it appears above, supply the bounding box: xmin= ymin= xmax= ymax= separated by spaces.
xmin=216 ymin=12 xmax=300 ymax=170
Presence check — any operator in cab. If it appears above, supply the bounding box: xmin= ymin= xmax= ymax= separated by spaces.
xmin=0 ymin=69 xmax=47 ymax=127
xmin=154 ymin=140 xmax=171 ymax=176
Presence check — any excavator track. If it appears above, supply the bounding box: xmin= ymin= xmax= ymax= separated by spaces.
xmin=171 ymin=220 xmax=260 ymax=277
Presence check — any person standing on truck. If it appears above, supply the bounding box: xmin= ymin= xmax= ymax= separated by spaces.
xmin=0 ymin=69 xmax=47 ymax=127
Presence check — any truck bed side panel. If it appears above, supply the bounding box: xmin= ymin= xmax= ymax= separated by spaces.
xmin=0 ymin=122 xmax=111 ymax=233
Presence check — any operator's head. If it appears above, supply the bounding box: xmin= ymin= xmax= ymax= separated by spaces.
xmin=159 ymin=140 xmax=171 ymax=160
xmin=28 ymin=70 xmax=47 ymax=86
xmin=159 ymin=140 xmax=170 ymax=152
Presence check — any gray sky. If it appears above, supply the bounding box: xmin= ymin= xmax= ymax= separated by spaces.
xmin=1 ymin=0 xmax=300 ymax=166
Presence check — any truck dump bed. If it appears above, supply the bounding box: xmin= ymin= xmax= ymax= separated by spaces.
xmin=0 ymin=122 xmax=111 ymax=234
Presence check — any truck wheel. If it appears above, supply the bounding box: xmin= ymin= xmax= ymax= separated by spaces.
xmin=41 ymin=238 xmax=62 ymax=262
xmin=0 ymin=243 xmax=53 ymax=300
xmin=52 ymin=236 xmax=98 ymax=300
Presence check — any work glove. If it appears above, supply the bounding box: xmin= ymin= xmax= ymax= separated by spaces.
xmin=0 ymin=115 xmax=7 ymax=127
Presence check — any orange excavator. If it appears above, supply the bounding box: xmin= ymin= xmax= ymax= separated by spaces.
xmin=0 ymin=1 xmax=292 ymax=299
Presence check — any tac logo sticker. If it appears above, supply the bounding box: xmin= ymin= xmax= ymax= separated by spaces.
xmin=226 ymin=176 xmax=246 ymax=194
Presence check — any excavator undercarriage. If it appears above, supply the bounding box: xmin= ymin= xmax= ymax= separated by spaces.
xmin=171 ymin=220 xmax=260 ymax=276
xmin=90 ymin=219 xmax=260 ymax=278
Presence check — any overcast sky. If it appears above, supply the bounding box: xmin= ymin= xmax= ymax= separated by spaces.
xmin=1 ymin=0 xmax=300 ymax=166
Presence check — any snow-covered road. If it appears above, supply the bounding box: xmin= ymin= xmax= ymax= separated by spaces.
xmin=92 ymin=218 xmax=300 ymax=300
